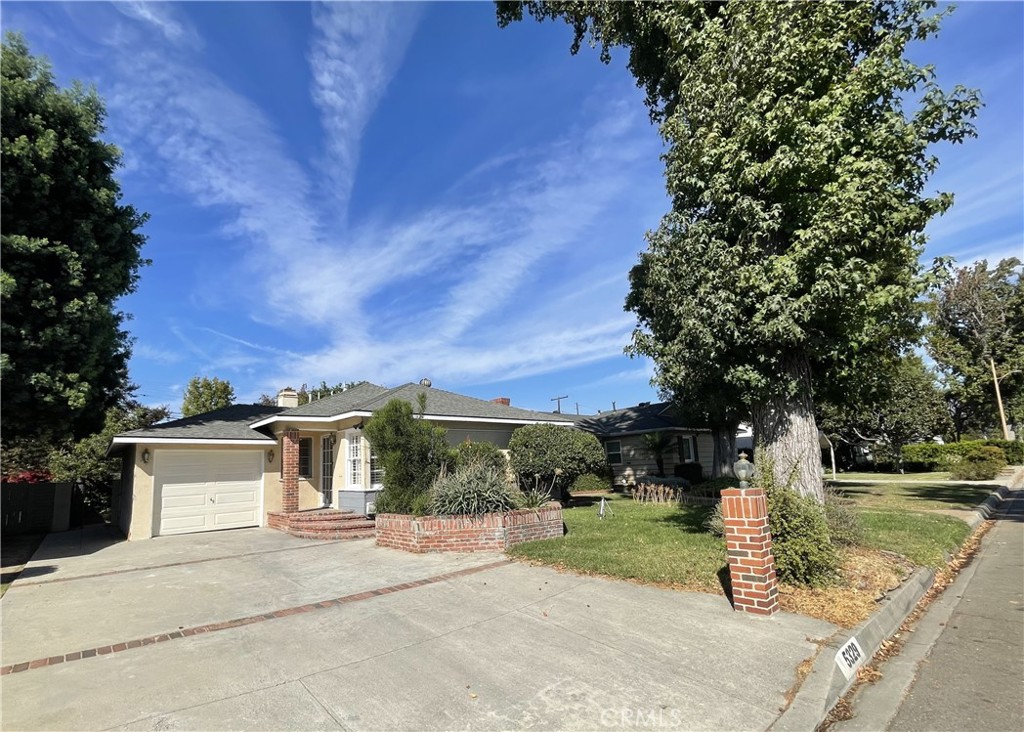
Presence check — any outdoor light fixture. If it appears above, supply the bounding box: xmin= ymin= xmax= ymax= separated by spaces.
xmin=142 ymin=449 xmax=150 ymax=464
xmin=733 ymin=452 xmax=753 ymax=489
xmin=267 ymin=449 xmax=275 ymax=463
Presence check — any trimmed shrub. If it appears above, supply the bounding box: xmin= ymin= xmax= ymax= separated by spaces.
xmin=365 ymin=399 xmax=450 ymax=515
xmin=692 ymin=476 xmax=734 ymax=497
xmin=984 ymin=439 xmax=1023 ymax=465
xmin=901 ymin=442 xmax=946 ymax=472
xmin=570 ymin=472 xmax=611 ymax=493
xmin=508 ymin=425 xmax=605 ymax=501
xmin=673 ymin=462 xmax=704 ymax=484
xmin=453 ymin=439 xmax=508 ymax=473
xmin=949 ymin=445 xmax=1007 ymax=481
xmin=409 ymin=491 xmax=433 ymax=517
xmin=430 ymin=463 xmax=521 ymax=516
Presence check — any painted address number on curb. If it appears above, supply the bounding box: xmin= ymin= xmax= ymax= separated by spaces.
xmin=835 ymin=636 xmax=866 ymax=680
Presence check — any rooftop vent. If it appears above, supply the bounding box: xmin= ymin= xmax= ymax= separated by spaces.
xmin=638 ymin=401 xmax=651 ymax=407
xmin=419 ymin=378 xmax=432 ymax=388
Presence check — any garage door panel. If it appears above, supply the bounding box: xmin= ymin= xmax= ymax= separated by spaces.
xmin=155 ymin=450 xmax=262 ymax=536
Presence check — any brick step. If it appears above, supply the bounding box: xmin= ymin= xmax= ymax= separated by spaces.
xmin=286 ymin=528 xmax=376 ymax=541
xmin=281 ymin=519 xmax=377 ymax=532
xmin=284 ymin=510 xmax=359 ymax=523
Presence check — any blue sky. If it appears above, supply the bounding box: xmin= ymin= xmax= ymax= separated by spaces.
xmin=4 ymin=1 xmax=1022 ymax=417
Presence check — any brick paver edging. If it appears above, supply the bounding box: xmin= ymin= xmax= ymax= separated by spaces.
xmin=1 ymin=559 xmax=510 ymax=676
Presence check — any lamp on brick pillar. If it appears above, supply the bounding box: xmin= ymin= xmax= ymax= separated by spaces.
xmin=281 ymin=429 xmax=300 ymax=514
xmin=721 ymin=486 xmax=779 ymax=616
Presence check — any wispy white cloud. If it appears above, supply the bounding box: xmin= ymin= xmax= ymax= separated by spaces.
xmin=113 ymin=2 xmax=201 ymax=49
xmin=309 ymin=1 xmax=421 ymax=216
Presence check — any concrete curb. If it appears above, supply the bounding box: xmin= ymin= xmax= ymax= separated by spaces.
xmin=772 ymin=475 xmax=1019 ymax=732
xmin=771 ymin=567 xmax=934 ymax=732
xmin=967 ymin=484 xmax=1012 ymax=529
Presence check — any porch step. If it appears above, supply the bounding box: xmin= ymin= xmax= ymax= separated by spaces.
xmin=267 ymin=509 xmax=376 ymax=541
xmin=285 ymin=510 xmax=365 ymax=523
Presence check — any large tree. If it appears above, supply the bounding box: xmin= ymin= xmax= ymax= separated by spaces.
xmin=1 ymin=33 xmax=148 ymax=446
xmin=181 ymin=376 xmax=236 ymax=417
xmin=927 ymin=257 xmax=1023 ymax=440
xmin=498 ymin=1 xmax=979 ymax=500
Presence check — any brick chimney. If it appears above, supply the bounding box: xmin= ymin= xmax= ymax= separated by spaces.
xmin=491 ymin=397 xmax=511 ymax=407
xmin=277 ymin=388 xmax=299 ymax=408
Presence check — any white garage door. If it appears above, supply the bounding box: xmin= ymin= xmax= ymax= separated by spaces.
xmin=155 ymin=450 xmax=262 ymax=536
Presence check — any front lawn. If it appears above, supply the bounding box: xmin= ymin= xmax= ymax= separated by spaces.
xmin=508 ymin=496 xmax=726 ymax=590
xmin=855 ymin=508 xmax=972 ymax=567
xmin=831 ymin=471 xmax=951 ymax=482
xmin=832 ymin=480 xmax=994 ymax=512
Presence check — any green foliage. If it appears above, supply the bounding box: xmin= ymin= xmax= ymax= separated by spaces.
xmin=757 ymin=461 xmax=839 ymax=587
xmin=570 ymin=472 xmax=611 ymax=494
xmin=985 ymin=439 xmax=1023 ymax=465
xmin=430 ymin=463 xmax=521 ymax=516
xmin=518 ymin=487 xmax=553 ymax=509
xmin=673 ymin=462 xmax=703 ymax=485
xmin=180 ymin=376 xmax=235 ymax=417
xmin=704 ymin=502 xmax=724 ymax=537
xmin=454 ymin=439 xmax=508 ymax=474
xmin=641 ymin=431 xmax=673 ymax=476
xmin=901 ymin=439 xmax=1017 ymax=472
xmin=507 ymin=424 xmax=606 ymax=500
xmin=364 ymin=399 xmax=449 ymax=515
xmin=1 ymin=34 xmax=149 ymax=446
xmin=948 ymin=445 xmax=1007 ymax=481
xmin=692 ymin=476 xmax=733 ymax=497
xmin=927 ymin=258 xmax=1023 ymax=438
xmin=500 ymin=2 xmax=979 ymax=499
xmin=822 ymin=487 xmax=863 ymax=548
xmin=816 ymin=354 xmax=950 ymax=473
xmin=409 ymin=491 xmax=434 ymax=517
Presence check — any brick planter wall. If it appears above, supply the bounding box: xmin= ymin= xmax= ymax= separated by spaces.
xmin=375 ymin=505 xmax=564 ymax=553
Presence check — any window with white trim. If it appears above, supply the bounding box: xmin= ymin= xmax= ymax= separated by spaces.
xmin=369 ymin=445 xmax=385 ymax=488
xmin=677 ymin=435 xmax=695 ymax=463
xmin=348 ymin=434 xmax=362 ymax=487
xmin=605 ymin=440 xmax=622 ymax=465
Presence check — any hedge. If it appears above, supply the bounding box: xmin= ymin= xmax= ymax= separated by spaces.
xmin=901 ymin=440 xmax=1021 ymax=472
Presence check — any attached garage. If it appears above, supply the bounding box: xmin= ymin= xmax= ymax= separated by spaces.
xmin=154 ymin=450 xmax=263 ymax=536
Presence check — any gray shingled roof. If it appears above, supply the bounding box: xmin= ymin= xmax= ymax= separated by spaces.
xmin=359 ymin=384 xmax=575 ymax=423
xmin=274 ymin=381 xmax=390 ymax=417
xmin=115 ymin=404 xmax=283 ymax=442
xmin=576 ymin=402 xmax=708 ymax=437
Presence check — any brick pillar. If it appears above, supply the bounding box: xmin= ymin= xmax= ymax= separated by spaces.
xmin=282 ymin=429 xmax=299 ymax=513
xmin=721 ymin=487 xmax=779 ymax=616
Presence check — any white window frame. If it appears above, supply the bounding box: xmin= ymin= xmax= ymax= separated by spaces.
xmin=677 ymin=435 xmax=695 ymax=463
xmin=369 ymin=443 xmax=385 ymax=489
xmin=606 ymin=440 xmax=623 ymax=465
xmin=347 ymin=432 xmax=363 ymax=488
xmin=320 ymin=435 xmax=335 ymax=507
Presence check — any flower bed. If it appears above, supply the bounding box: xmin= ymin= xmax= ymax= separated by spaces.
xmin=375 ymin=504 xmax=563 ymax=553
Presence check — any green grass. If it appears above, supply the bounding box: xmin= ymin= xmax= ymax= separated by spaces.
xmin=833 ymin=480 xmax=994 ymax=512
xmin=855 ymin=508 xmax=972 ymax=568
xmin=508 ymin=495 xmax=726 ymax=588
xmin=831 ymin=471 xmax=952 ymax=482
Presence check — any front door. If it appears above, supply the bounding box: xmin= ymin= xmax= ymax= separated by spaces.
xmin=320 ymin=435 xmax=335 ymax=507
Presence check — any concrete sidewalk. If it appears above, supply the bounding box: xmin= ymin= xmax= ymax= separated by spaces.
xmin=1 ymin=526 xmax=836 ymax=731
xmin=834 ymin=490 xmax=1024 ymax=732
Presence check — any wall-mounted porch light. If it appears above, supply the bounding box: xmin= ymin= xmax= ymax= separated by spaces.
xmin=142 ymin=449 xmax=151 ymax=464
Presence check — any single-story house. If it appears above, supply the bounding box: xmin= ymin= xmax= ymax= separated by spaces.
xmin=108 ymin=381 xmax=574 ymax=540
xmin=576 ymin=401 xmax=714 ymax=488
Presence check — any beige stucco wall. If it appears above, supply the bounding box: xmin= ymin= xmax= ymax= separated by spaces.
xmin=125 ymin=443 xmax=275 ymax=540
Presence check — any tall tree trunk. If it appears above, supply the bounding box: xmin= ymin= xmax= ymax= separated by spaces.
xmin=750 ymin=355 xmax=824 ymax=502
xmin=711 ymin=423 xmax=739 ymax=477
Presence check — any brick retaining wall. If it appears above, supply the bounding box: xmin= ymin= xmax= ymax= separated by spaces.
xmin=376 ymin=505 xmax=564 ymax=553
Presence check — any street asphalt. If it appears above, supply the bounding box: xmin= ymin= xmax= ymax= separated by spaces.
xmin=1 ymin=525 xmax=835 ymax=731
xmin=834 ymin=488 xmax=1024 ymax=732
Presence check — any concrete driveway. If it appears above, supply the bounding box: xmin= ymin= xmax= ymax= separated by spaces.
xmin=1 ymin=526 xmax=836 ymax=731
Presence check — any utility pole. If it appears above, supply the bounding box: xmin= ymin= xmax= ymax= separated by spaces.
xmin=550 ymin=395 xmax=568 ymax=414
xmin=575 ymin=402 xmax=580 ymax=415
xmin=991 ymin=358 xmax=1011 ymax=441
xmin=612 ymin=401 xmax=617 ymax=411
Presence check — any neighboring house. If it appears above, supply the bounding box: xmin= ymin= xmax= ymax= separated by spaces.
xmin=576 ymin=402 xmax=714 ymax=488
xmin=108 ymin=381 xmax=574 ymax=540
